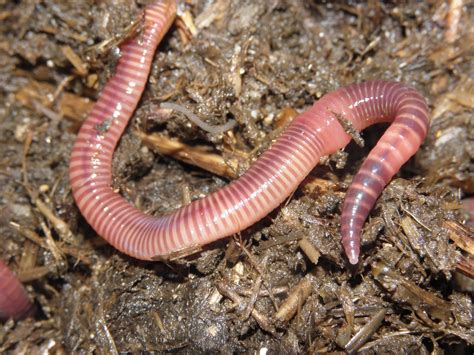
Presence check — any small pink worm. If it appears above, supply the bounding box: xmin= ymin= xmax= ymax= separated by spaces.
xmin=462 ymin=197 xmax=474 ymax=227
xmin=69 ymin=0 xmax=430 ymax=265
xmin=0 ymin=261 xmax=33 ymax=321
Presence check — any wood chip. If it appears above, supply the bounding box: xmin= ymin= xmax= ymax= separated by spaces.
xmin=61 ymin=45 xmax=88 ymax=76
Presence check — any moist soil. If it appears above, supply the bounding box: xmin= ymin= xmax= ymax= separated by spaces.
xmin=0 ymin=0 xmax=473 ymax=353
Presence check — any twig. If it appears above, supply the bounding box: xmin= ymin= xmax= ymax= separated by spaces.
xmin=298 ymin=238 xmax=321 ymax=265
xmin=345 ymin=308 xmax=387 ymax=354
xmin=216 ymin=281 xmax=276 ymax=335
xmin=35 ymin=198 xmax=75 ymax=244
xmin=274 ymin=276 xmax=312 ymax=322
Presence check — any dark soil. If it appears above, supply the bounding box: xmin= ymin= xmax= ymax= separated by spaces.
xmin=1 ymin=0 xmax=473 ymax=353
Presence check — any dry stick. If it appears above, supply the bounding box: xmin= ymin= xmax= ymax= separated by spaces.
xmin=18 ymin=266 xmax=50 ymax=283
xmin=85 ymin=12 xmax=144 ymax=58
xmin=32 ymin=99 xmax=63 ymax=121
xmin=241 ymin=273 xmax=263 ymax=322
xmin=445 ymin=0 xmax=463 ymax=43
xmin=61 ymin=46 xmax=88 ymax=76
xmin=137 ymin=131 xmax=241 ymax=179
xmin=237 ymin=244 xmax=279 ymax=310
xmin=456 ymin=255 xmax=474 ymax=279
xmin=216 ymin=281 xmax=276 ymax=335
xmin=16 ymin=79 xmax=93 ymax=124
xmin=19 ymin=239 xmax=39 ymax=272
xmin=274 ymin=276 xmax=312 ymax=322
xmin=21 ymin=129 xmax=33 ymax=186
xmin=18 ymin=112 xmax=75 ymax=245
xmin=371 ymin=261 xmax=452 ymax=322
xmin=51 ymin=75 xmax=74 ymax=103
xmin=152 ymin=311 xmax=166 ymax=333
xmin=444 ymin=220 xmax=474 ymax=253
xmin=35 ymin=198 xmax=75 ymax=244
xmin=39 ymin=220 xmax=65 ymax=268
xmin=357 ymin=330 xmax=414 ymax=353
xmin=235 ymin=285 xmax=288 ymax=298
xmin=339 ymin=282 xmax=355 ymax=330
xmin=9 ymin=221 xmax=93 ymax=266
xmin=298 ymin=238 xmax=321 ymax=265
xmin=400 ymin=206 xmax=432 ymax=232
xmin=95 ymin=307 xmax=119 ymax=355
xmin=10 ymin=221 xmax=48 ymax=248
xmin=175 ymin=8 xmax=197 ymax=44
xmin=345 ymin=308 xmax=387 ymax=354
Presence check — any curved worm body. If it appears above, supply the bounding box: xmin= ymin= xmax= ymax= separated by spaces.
xmin=0 ymin=261 xmax=33 ymax=321
xmin=69 ymin=1 xmax=429 ymax=263
xmin=339 ymin=83 xmax=429 ymax=263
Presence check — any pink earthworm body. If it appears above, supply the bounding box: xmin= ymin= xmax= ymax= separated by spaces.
xmin=69 ymin=1 xmax=430 ymax=265
xmin=0 ymin=0 xmax=177 ymax=323
xmin=0 ymin=261 xmax=33 ymax=321
xmin=462 ymin=197 xmax=474 ymax=227
xmin=0 ymin=0 xmax=431 ymax=321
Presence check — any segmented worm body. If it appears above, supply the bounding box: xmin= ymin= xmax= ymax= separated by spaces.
xmin=69 ymin=0 xmax=430 ymax=265
xmin=0 ymin=0 xmax=177 ymax=322
xmin=0 ymin=261 xmax=32 ymax=321
xmin=1 ymin=0 xmax=431 ymax=323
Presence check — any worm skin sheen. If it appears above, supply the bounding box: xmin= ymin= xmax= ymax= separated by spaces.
xmin=69 ymin=1 xmax=429 ymax=263
xmin=0 ymin=261 xmax=33 ymax=321
xmin=338 ymin=81 xmax=429 ymax=264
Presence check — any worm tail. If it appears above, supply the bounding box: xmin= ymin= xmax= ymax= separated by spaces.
xmin=0 ymin=261 xmax=33 ymax=321
xmin=340 ymin=81 xmax=430 ymax=264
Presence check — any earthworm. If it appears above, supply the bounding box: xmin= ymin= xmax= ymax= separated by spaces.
xmin=160 ymin=102 xmax=236 ymax=134
xmin=462 ymin=197 xmax=474 ymax=227
xmin=69 ymin=0 xmax=430 ymax=264
xmin=0 ymin=261 xmax=33 ymax=321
